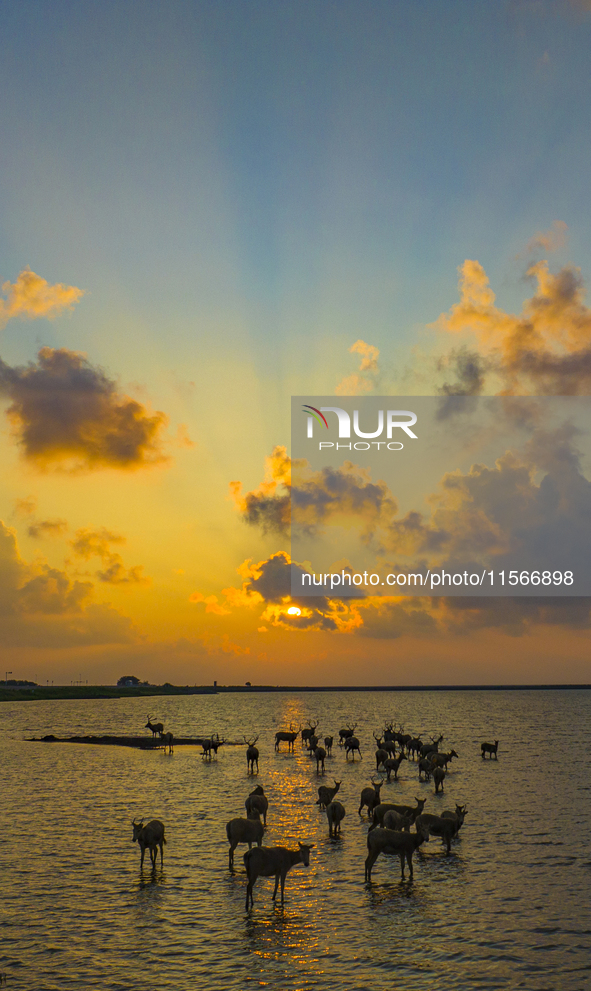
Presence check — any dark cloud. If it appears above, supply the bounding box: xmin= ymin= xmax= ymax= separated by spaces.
xmin=27 ymin=519 xmax=68 ymax=539
xmin=0 ymin=521 xmax=135 ymax=646
xmin=0 ymin=347 xmax=169 ymax=471
xmin=70 ymin=527 xmax=149 ymax=585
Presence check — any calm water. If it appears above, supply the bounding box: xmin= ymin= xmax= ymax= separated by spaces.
xmin=2 ymin=690 xmax=591 ymax=991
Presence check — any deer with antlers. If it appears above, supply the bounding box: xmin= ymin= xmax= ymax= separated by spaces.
xmin=145 ymin=715 xmax=164 ymax=738
xmin=274 ymin=723 xmax=300 ymax=753
xmin=244 ymin=735 xmax=259 ymax=773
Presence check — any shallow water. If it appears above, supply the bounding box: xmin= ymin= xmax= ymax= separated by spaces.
xmin=2 ymin=690 xmax=591 ymax=990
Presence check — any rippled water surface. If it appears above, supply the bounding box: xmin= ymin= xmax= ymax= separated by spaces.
xmin=3 ymin=690 xmax=591 ymax=990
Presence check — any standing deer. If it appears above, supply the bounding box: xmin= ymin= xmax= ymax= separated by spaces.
xmin=145 ymin=715 xmax=164 ymax=738
xmin=338 ymin=723 xmax=357 ymax=746
xmin=244 ymin=735 xmax=259 ymax=773
xmin=316 ymin=779 xmax=341 ymax=809
xmin=244 ymin=843 xmax=314 ymax=909
xmin=245 ymin=785 xmax=268 ymax=825
xmin=358 ymin=778 xmax=384 ymax=816
xmin=314 ymin=746 xmax=326 ymax=773
xmin=344 ymin=736 xmax=361 ymax=761
xmin=132 ymin=819 xmax=166 ymax=869
xmin=324 ymin=736 xmax=333 ymax=755
xmin=365 ymin=827 xmax=426 ymax=881
xmin=274 ymin=724 xmax=300 ymax=752
xmin=326 ymin=801 xmax=346 ymax=838
xmin=301 ymin=721 xmax=319 ymax=749
xmin=481 ymin=740 xmax=499 ymax=759
xmin=201 ymin=734 xmax=224 ymax=760
xmin=160 ymin=731 xmax=174 ymax=753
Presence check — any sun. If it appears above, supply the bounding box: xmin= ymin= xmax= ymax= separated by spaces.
xmin=286 ymin=606 xmax=301 ymax=616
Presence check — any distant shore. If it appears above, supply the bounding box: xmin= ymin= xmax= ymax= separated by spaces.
xmin=1 ymin=682 xmax=590 ymax=702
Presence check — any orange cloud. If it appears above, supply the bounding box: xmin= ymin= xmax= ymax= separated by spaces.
xmin=27 ymin=519 xmax=68 ymax=539
xmin=70 ymin=527 xmax=149 ymax=585
xmin=0 ymin=268 xmax=84 ymax=329
xmin=336 ymin=339 xmax=380 ymax=395
xmin=0 ymin=347 xmax=169 ymax=470
xmin=189 ymin=591 xmax=232 ymax=615
xmin=434 ymin=257 xmax=591 ymax=394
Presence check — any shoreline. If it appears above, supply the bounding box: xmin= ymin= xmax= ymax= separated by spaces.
xmin=1 ymin=682 xmax=591 ymax=702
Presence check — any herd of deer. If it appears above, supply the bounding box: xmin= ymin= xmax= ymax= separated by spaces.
xmin=133 ymin=714 xmax=499 ymax=907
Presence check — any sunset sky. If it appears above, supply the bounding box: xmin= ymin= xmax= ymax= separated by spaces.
xmin=2 ymin=0 xmax=591 ymax=685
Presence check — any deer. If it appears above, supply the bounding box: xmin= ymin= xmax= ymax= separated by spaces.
xmin=481 ymin=740 xmax=499 ymax=759
xmin=132 ymin=819 xmax=166 ymax=869
xmin=365 ymin=827 xmax=427 ymax=881
xmin=244 ymin=843 xmax=314 ymax=910
xmin=419 ymin=734 xmax=444 ymax=760
xmin=338 ymin=723 xmax=357 ymax=746
xmin=383 ymin=809 xmax=413 ymax=832
xmin=368 ymin=802 xmax=414 ymax=832
xmin=160 ymin=731 xmax=174 ymax=753
xmin=418 ymin=755 xmax=436 ymax=781
xmin=384 ymin=752 xmax=407 ymax=781
xmin=407 ymin=736 xmax=422 ymax=759
xmin=145 ymin=715 xmax=164 ymax=738
xmin=245 ymin=785 xmax=268 ymax=825
xmin=314 ymin=746 xmax=326 ymax=773
xmin=324 ymin=735 xmax=333 ymax=755
xmin=316 ymin=779 xmax=341 ymax=810
xmin=358 ymin=778 xmax=384 ymax=816
xmin=373 ymin=732 xmax=388 ymax=771
xmin=301 ymin=721 xmax=319 ymax=749
xmin=201 ymin=734 xmax=224 ymax=759
xmin=433 ymin=766 xmax=446 ymax=793
xmin=442 ymin=804 xmax=467 ymax=837
xmin=344 ymin=735 xmax=361 ymax=761
xmin=430 ymin=749 xmax=459 ymax=769
xmin=415 ymin=812 xmax=456 ymax=853
xmin=372 ymin=797 xmax=427 ymax=829
xmin=274 ymin=724 xmax=300 ymax=752
xmin=226 ymin=812 xmax=264 ymax=868
xmin=244 ymin=735 xmax=259 ymax=773
xmin=326 ymin=800 xmax=346 ymax=838
xmin=383 ymin=722 xmax=395 ymax=743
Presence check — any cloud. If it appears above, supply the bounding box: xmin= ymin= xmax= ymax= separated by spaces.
xmin=70 ymin=527 xmax=149 ymax=585
xmin=0 ymin=520 xmax=135 ymax=647
xmin=230 ymin=445 xmax=292 ymax=535
xmin=432 ymin=256 xmax=591 ymax=395
xmin=27 ymin=519 xmax=68 ymax=539
xmin=526 ymin=221 xmax=568 ymax=254
xmin=336 ymin=340 xmax=380 ymax=395
xmin=189 ymin=591 xmax=232 ymax=615
xmin=0 ymin=268 xmax=84 ymax=330
xmin=232 ymin=445 xmax=398 ymax=541
xmin=0 ymin=347 xmax=169 ymax=471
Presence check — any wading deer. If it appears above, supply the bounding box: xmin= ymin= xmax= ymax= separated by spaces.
xmin=316 ymin=779 xmax=341 ymax=810
xmin=358 ymin=778 xmax=384 ymax=816
xmin=338 ymin=723 xmax=357 ymax=746
xmin=245 ymin=785 xmax=268 ymax=825
xmin=274 ymin=724 xmax=300 ymax=752
xmin=344 ymin=736 xmax=361 ymax=761
xmin=160 ymin=731 xmax=174 ymax=753
xmin=201 ymin=734 xmax=224 ymax=759
xmin=433 ymin=766 xmax=446 ymax=793
xmin=301 ymin=721 xmax=319 ymax=749
xmin=365 ymin=827 xmax=426 ymax=881
xmin=244 ymin=842 xmax=314 ymax=909
xmin=244 ymin=735 xmax=259 ymax=773
xmin=368 ymin=802 xmax=414 ymax=833
xmin=132 ymin=819 xmax=166 ymax=869
xmin=442 ymin=804 xmax=467 ymax=837
xmin=326 ymin=801 xmax=346 ymax=838
xmin=324 ymin=736 xmax=333 ymax=755
xmin=145 ymin=716 xmax=164 ymax=738
xmin=314 ymin=746 xmax=326 ymax=773
xmin=481 ymin=740 xmax=499 ymax=759
xmin=415 ymin=813 xmax=456 ymax=853
xmin=384 ymin=752 xmax=407 ymax=781
xmin=226 ymin=813 xmax=264 ymax=868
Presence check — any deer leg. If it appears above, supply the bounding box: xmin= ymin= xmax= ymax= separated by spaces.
xmin=272 ymin=873 xmax=280 ymax=901
xmin=280 ymin=873 xmax=286 ymax=905
xmin=140 ymin=847 xmax=145 ymax=869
